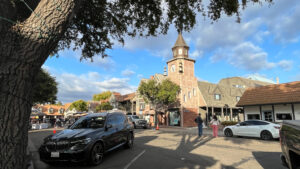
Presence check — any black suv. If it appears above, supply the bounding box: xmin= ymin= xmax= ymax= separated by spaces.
xmin=39 ymin=112 xmax=134 ymax=165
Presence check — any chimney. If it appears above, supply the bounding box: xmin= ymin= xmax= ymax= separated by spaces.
xmin=150 ymin=75 xmax=154 ymax=80
xmin=164 ymin=66 xmax=167 ymax=76
xmin=276 ymin=77 xmax=279 ymax=84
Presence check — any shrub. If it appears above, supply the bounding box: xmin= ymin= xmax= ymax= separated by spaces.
xmin=221 ymin=121 xmax=238 ymax=126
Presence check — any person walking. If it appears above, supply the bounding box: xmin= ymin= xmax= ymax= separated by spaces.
xmin=195 ymin=113 xmax=203 ymax=137
xmin=210 ymin=115 xmax=220 ymax=137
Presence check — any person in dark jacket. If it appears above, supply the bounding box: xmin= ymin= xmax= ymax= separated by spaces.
xmin=195 ymin=113 xmax=203 ymax=136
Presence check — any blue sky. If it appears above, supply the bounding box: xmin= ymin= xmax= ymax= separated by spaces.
xmin=43 ymin=1 xmax=300 ymax=103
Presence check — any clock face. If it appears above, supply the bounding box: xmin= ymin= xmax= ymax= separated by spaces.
xmin=171 ymin=65 xmax=176 ymax=72
xmin=178 ymin=49 xmax=182 ymax=55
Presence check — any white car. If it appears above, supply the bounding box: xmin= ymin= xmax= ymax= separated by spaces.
xmin=127 ymin=115 xmax=148 ymax=129
xmin=223 ymin=120 xmax=280 ymax=140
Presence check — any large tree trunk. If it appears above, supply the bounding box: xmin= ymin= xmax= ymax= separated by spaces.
xmin=0 ymin=0 xmax=79 ymax=168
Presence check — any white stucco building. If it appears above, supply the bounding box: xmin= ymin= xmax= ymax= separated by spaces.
xmin=236 ymin=81 xmax=300 ymax=122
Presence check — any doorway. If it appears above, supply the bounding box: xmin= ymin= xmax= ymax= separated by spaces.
xmin=263 ymin=111 xmax=273 ymax=122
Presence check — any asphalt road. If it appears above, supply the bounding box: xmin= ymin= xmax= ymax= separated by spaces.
xmin=28 ymin=128 xmax=285 ymax=169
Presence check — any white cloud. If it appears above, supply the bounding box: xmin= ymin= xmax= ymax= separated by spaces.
xmin=49 ymin=71 xmax=136 ymax=103
xmin=211 ymin=42 xmax=275 ymax=72
xmin=278 ymin=60 xmax=293 ymax=71
xmin=244 ymin=73 xmax=275 ymax=84
xmin=190 ymin=50 xmax=203 ymax=59
xmin=121 ymin=69 xmax=135 ymax=77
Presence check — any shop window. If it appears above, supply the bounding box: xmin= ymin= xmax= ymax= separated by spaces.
xmin=247 ymin=114 xmax=260 ymax=120
xmin=214 ymin=94 xmax=221 ymax=100
xmin=139 ymin=103 xmax=145 ymax=110
xmin=276 ymin=113 xmax=292 ymax=120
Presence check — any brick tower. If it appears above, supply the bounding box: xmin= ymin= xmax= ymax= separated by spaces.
xmin=167 ymin=33 xmax=203 ymax=127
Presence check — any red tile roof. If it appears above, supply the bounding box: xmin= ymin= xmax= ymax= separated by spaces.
xmin=236 ymin=81 xmax=300 ymax=106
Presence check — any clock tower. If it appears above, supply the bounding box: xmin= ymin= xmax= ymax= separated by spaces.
xmin=167 ymin=33 xmax=204 ymax=127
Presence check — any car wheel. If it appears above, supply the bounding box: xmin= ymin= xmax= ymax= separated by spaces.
xmin=260 ymin=130 xmax=273 ymax=140
xmin=89 ymin=142 xmax=104 ymax=166
xmin=124 ymin=133 xmax=134 ymax=149
xmin=224 ymin=129 xmax=233 ymax=137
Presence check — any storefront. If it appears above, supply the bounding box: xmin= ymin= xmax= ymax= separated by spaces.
xmin=168 ymin=109 xmax=181 ymax=126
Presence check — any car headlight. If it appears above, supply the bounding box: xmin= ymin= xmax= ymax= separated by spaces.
xmin=70 ymin=138 xmax=92 ymax=151
xmin=71 ymin=138 xmax=92 ymax=144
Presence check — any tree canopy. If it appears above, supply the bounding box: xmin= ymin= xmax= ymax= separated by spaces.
xmin=138 ymin=79 xmax=180 ymax=111
xmin=1 ymin=0 xmax=273 ymax=60
xmin=69 ymin=100 xmax=88 ymax=112
xmin=32 ymin=68 xmax=58 ymax=104
xmin=93 ymin=91 xmax=112 ymax=101
xmin=95 ymin=102 xmax=113 ymax=112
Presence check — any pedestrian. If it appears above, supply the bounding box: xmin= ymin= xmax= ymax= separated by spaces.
xmin=195 ymin=113 xmax=203 ymax=137
xmin=210 ymin=115 xmax=220 ymax=137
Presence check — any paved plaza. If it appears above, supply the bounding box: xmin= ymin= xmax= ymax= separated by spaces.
xmin=28 ymin=128 xmax=284 ymax=169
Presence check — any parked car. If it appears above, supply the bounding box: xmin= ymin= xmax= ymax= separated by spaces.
xmin=31 ymin=123 xmax=40 ymax=130
xmin=223 ymin=120 xmax=280 ymax=140
xmin=39 ymin=112 xmax=134 ymax=166
xmin=280 ymin=120 xmax=300 ymax=169
xmin=127 ymin=115 xmax=148 ymax=129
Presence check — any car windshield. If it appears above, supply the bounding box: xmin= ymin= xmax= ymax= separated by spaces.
xmin=132 ymin=116 xmax=140 ymax=119
xmin=70 ymin=116 xmax=106 ymax=129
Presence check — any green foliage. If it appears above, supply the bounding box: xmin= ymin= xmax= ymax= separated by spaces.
xmin=69 ymin=100 xmax=88 ymax=112
xmin=56 ymin=101 xmax=63 ymax=106
xmin=221 ymin=121 xmax=239 ymax=126
xmin=95 ymin=102 xmax=113 ymax=112
xmin=138 ymin=80 xmax=159 ymax=104
xmin=93 ymin=91 xmax=112 ymax=101
xmin=138 ymin=79 xmax=180 ymax=110
xmin=157 ymin=79 xmax=180 ymax=105
xmin=32 ymin=68 xmax=57 ymax=104
xmin=50 ymin=0 xmax=273 ymax=59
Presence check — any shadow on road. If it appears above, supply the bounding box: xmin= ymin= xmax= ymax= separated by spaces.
xmin=30 ymin=130 xmax=222 ymax=169
xmin=252 ymin=151 xmax=284 ymax=169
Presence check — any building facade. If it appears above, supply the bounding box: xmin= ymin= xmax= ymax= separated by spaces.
xmin=237 ymin=81 xmax=300 ymax=122
xmin=134 ymin=33 xmax=272 ymax=127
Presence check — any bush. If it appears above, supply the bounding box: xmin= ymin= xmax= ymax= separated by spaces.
xmin=221 ymin=121 xmax=238 ymax=126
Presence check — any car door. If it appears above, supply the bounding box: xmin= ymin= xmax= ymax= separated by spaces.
xmin=116 ymin=114 xmax=128 ymax=144
xmin=103 ymin=115 xmax=118 ymax=150
xmin=245 ymin=121 xmax=261 ymax=137
xmin=236 ymin=122 xmax=251 ymax=136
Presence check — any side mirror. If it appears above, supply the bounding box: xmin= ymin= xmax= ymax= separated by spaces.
xmin=106 ymin=124 xmax=112 ymax=130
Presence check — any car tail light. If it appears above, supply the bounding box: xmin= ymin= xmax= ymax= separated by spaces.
xmin=274 ymin=126 xmax=280 ymax=129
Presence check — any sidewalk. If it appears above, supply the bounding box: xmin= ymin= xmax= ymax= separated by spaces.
xmin=153 ymin=126 xmax=225 ymax=136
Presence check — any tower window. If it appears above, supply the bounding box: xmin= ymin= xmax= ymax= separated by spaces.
xmin=185 ymin=49 xmax=187 ymax=55
xmin=179 ymin=62 xmax=183 ymax=73
xmin=171 ymin=65 xmax=176 ymax=72
xmin=178 ymin=48 xmax=182 ymax=55
xmin=183 ymin=94 xmax=186 ymax=102
xmin=193 ymin=88 xmax=196 ymax=96
xmin=188 ymin=92 xmax=191 ymax=99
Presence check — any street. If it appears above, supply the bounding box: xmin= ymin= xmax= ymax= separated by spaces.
xmin=28 ymin=128 xmax=285 ymax=169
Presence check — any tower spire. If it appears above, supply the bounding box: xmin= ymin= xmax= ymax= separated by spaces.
xmin=173 ymin=32 xmax=188 ymax=48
